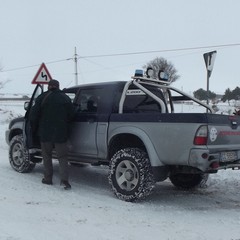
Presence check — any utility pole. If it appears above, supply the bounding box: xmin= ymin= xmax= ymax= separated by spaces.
xmin=74 ymin=47 xmax=78 ymax=85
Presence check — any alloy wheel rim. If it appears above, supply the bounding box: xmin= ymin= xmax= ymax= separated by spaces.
xmin=115 ymin=160 xmax=139 ymax=191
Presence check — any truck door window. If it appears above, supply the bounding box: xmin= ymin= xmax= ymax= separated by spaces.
xmin=123 ymin=87 xmax=164 ymax=113
xmin=65 ymin=93 xmax=76 ymax=102
xmin=31 ymin=85 xmax=43 ymax=107
xmin=75 ymin=88 xmax=104 ymax=113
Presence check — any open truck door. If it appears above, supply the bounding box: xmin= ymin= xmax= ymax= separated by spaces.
xmin=8 ymin=84 xmax=44 ymax=173
xmin=24 ymin=84 xmax=43 ymax=151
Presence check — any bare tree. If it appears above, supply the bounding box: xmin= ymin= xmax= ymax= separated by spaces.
xmin=0 ymin=64 xmax=11 ymax=90
xmin=143 ymin=57 xmax=180 ymax=82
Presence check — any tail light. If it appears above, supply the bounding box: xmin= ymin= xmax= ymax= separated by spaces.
xmin=194 ymin=125 xmax=208 ymax=145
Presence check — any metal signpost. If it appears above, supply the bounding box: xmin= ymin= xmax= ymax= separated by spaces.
xmin=203 ymin=51 xmax=217 ymax=105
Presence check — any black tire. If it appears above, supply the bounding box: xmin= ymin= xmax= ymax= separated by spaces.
xmin=169 ymin=173 xmax=209 ymax=189
xmin=108 ymin=148 xmax=155 ymax=202
xmin=9 ymin=135 xmax=36 ymax=173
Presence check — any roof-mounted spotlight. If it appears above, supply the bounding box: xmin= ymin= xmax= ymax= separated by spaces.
xmin=158 ymin=70 xmax=169 ymax=81
xmin=146 ymin=67 xmax=154 ymax=78
xmin=134 ymin=69 xmax=144 ymax=77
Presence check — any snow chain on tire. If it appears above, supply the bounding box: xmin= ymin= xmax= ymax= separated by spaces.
xmin=169 ymin=173 xmax=209 ymax=189
xmin=9 ymin=134 xmax=36 ymax=173
xmin=108 ymin=147 xmax=155 ymax=202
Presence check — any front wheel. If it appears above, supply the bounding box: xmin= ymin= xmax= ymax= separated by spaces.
xmin=9 ymin=135 xmax=36 ymax=173
xmin=108 ymin=148 xmax=155 ymax=202
xmin=169 ymin=173 xmax=209 ymax=189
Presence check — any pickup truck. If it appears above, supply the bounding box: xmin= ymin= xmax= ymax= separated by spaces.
xmin=5 ymin=70 xmax=240 ymax=201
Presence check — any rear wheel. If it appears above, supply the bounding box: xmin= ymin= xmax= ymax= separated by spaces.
xmin=169 ymin=173 xmax=208 ymax=189
xmin=9 ymin=135 xmax=36 ymax=173
xmin=108 ymin=148 xmax=155 ymax=202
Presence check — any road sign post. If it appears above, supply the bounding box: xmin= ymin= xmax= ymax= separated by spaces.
xmin=203 ymin=51 xmax=217 ymax=105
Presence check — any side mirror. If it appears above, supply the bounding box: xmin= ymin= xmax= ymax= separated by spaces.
xmin=24 ymin=101 xmax=30 ymax=111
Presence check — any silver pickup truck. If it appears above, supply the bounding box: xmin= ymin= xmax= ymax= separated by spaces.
xmin=5 ymin=71 xmax=240 ymax=201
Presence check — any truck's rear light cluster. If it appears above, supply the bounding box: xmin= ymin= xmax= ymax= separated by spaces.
xmin=194 ymin=126 xmax=208 ymax=145
xmin=210 ymin=162 xmax=220 ymax=169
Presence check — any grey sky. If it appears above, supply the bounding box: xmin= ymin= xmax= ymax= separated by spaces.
xmin=0 ymin=0 xmax=240 ymax=94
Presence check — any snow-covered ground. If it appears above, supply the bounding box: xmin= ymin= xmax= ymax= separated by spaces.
xmin=1 ymin=101 xmax=240 ymax=240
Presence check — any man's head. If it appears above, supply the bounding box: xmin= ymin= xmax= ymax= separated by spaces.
xmin=48 ymin=79 xmax=60 ymax=90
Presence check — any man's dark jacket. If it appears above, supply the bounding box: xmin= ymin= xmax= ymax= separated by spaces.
xmin=30 ymin=89 xmax=75 ymax=143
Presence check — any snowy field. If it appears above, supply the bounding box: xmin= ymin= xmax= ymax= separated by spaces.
xmin=0 ymin=101 xmax=240 ymax=240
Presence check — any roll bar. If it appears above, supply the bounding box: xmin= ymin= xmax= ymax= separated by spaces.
xmin=119 ymin=76 xmax=213 ymax=114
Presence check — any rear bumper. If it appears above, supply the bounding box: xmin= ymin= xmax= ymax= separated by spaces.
xmin=189 ymin=148 xmax=240 ymax=172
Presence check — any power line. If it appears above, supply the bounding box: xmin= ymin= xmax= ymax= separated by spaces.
xmin=1 ymin=43 xmax=240 ymax=73
xmin=79 ymin=43 xmax=240 ymax=59
xmin=1 ymin=58 xmax=72 ymax=72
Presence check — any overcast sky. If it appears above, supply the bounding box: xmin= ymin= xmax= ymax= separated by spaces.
xmin=0 ymin=0 xmax=240 ymax=94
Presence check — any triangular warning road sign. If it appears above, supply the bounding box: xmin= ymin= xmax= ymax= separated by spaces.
xmin=31 ymin=63 xmax=53 ymax=84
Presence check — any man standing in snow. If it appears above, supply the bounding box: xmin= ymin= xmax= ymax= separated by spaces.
xmin=30 ymin=80 xmax=75 ymax=190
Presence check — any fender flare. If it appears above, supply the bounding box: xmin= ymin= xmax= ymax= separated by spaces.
xmin=108 ymin=126 xmax=164 ymax=167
